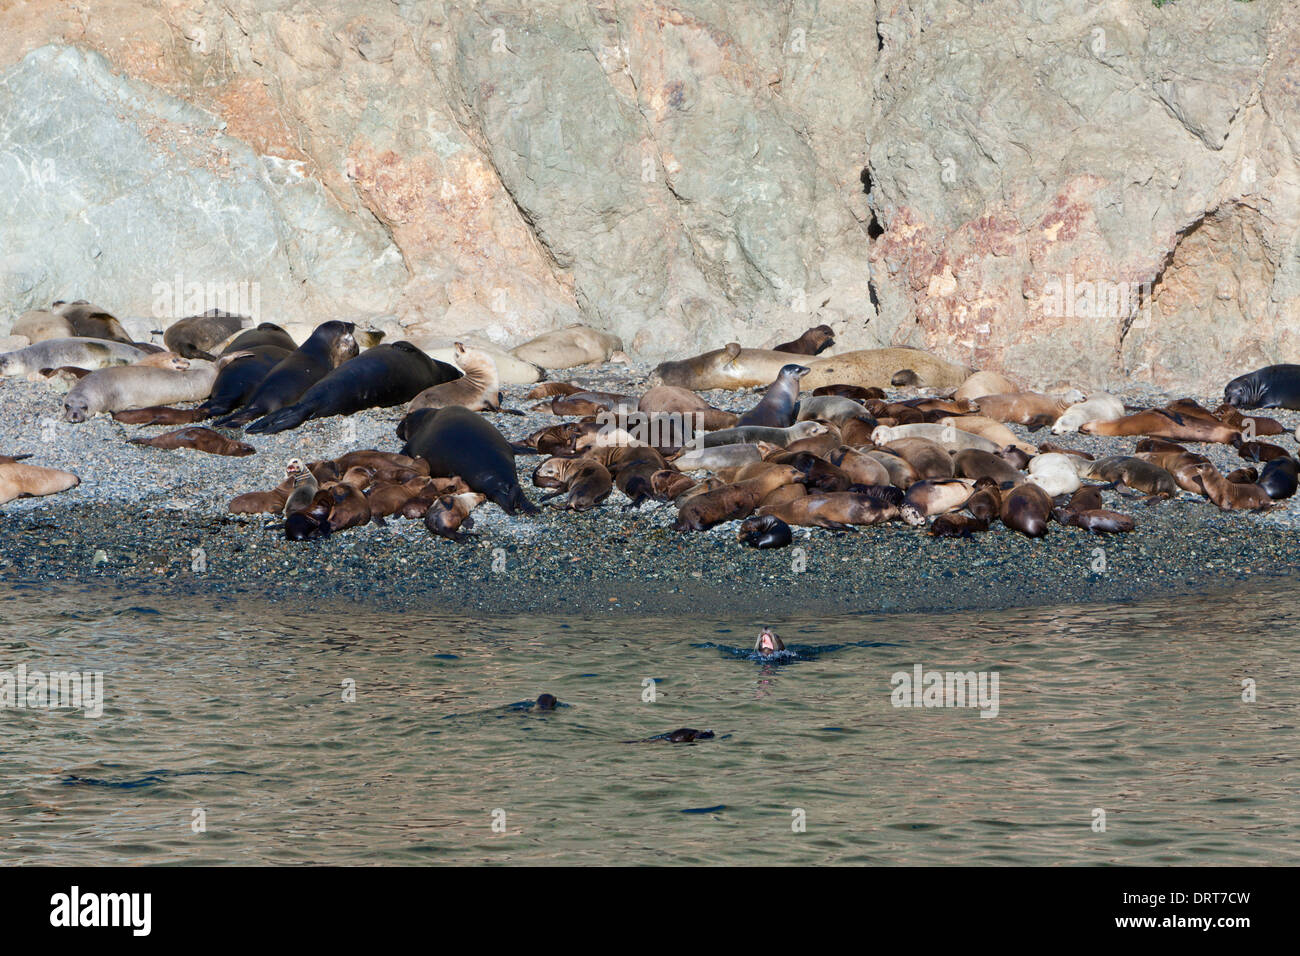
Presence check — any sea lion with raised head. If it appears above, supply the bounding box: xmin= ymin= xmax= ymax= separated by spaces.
xmin=407 ymin=342 xmax=502 ymax=413
xmin=214 ymin=321 xmax=359 ymax=427
xmin=399 ymin=406 xmax=538 ymax=515
xmin=282 ymin=459 xmax=319 ymax=516
xmin=773 ymin=325 xmax=835 ymax=356
xmin=754 ymin=627 xmax=786 ymax=654
xmin=247 ymin=342 xmax=459 ymax=434
xmin=1196 ymin=463 xmax=1273 ymax=511
xmin=738 ymin=364 xmax=808 ymax=428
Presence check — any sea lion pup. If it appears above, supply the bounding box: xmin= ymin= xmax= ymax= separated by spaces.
xmin=826 ymin=446 xmax=892 ymax=486
xmin=796 ymin=395 xmax=875 ymax=429
xmin=1225 ymin=467 xmax=1259 ymax=484
xmin=879 ymin=438 xmax=954 ymax=479
xmin=756 ymin=490 xmax=926 ymax=530
xmin=128 ymin=427 xmax=255 ymax=457
xmin=398 ymin=406 xmax=538 ymax=515
xmin=228 ymin=486 xmax=290 ymax=515
xmin=963 ymin=479 xmax=1002 ymax=522
xmin=1259 ymin=457 xmax=1299 ymax=500
xmin=510 ymin=324 xmax=622 ymax=369
xmin=753 ymin=626 xmax=787 ymax=654
xmin=673 ymin=443 xmax=766 ymax=472
xmin=738 ymin=364 xmax=809 ymax=428
xmin=1214 ymin=404 xmax=1285 ymax=436
xmin=703 ymin=421 xmax=829 ymax=448
xmin=973 ymin=391 xmax=1082 ymax=426
xmin=650 ymin=469 xmax=699 ymax=501
xmin=1026 ymin=453 xmax=1082 ymax=497
xmin=890 ymin=369 xmax=921 ymax=387
xmin=1223 ymin=364 xmax=1300 ymax=410
xmin=0 ymin=337 xmax=148 ymax=376
xmin=774 ymin=324 xmax=835 ymax=356
xmin=952 ymin=448 xmax=1023 ymax=486
xmin=1136 ymin=450 xmax=1210 ymax=494
xmin=532 ymin=457 xmax=613 ymax=511
xmin=929 ymin=514 xmax=990 ymax=538
xmin=365 ymin=476 xmax=433 ymax=519
xmin=873 ymin=423 xmax=999 ymax=454
xmin=866 ymin=449 xmax=919 ymax=486
xmin=214 ymin=320 xmax=359 ymax=427
xmin=284 ymin=489 xmax=335 ymax=541
xmin=813 ymin=384 xmax=885 ymax=401
xmin=282 ymin=459 xmax=320 ymax=516
xmin=333 ymin=450 xmax=427 ymax=476
xmin=1234 ymin=439 xmax=1291 ymax=463
xmin=514 ymin=422 xmax=585 ymax=456
xmin=637 ymin=386 xmax=738 ymax=431
xmin=1000 ymin=482 xmax=1053 ymax=538
xmin=672 ymin=464 xmax=805 ymax=531
xmin=406 ymin=342 xmax=502 ymax=414
xmin=525 ymin=382 xmax=583 ymax=399
xmin=63 ymin=360 xmax=219 ymax=422
xmin=583 ymin=444 xmax=670 ymax=507
xmin=1195 ymin=463 xmax=1273 ymax=511
xmin=952 ymin=369 xmax=1019 ymax=402
xmin=1051 ymin=392 xmax=1125 ymax=434
xmin=781 ymin=428 xmax=846 ymax=459
xmin=1078 ymin=456 xmax=1178 ymax=499
xmin=800 ymin=347 xmax=972 ymax=390
xmin=112 ymin=405 xmax=210 ymax=426
xmin=0 ymin=462 xmax=80 ymax=504
xmin=906 ymin=478 xmax=975 ymax=516
xmin=1080 ymin=408 xmax=1238 ymax=444
xmin=543 ymin=390 xmax=639 ymax=417
xmin=1056 ymin=509 xmax=1136 ymax=534
xmin=247 ymin=342 xmax=458 ymax=434
xmin=164 ymin=309 xmax=250 ymax=360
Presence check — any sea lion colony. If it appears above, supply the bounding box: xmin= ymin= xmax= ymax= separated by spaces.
xmin=2 ymin=305 xmax=1299 ymax=543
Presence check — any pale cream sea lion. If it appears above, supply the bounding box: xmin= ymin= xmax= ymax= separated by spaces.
xmin=63 ymin=360 xmax=221 ymax=422
xmin=511 ymin=324 xmax=622 ymax=369
xmin=0 ymin=462 xmax=80 ymax=504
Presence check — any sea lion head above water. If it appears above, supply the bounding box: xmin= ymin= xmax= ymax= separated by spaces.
xmin=754 ymin=627 xmax=786 ymax=655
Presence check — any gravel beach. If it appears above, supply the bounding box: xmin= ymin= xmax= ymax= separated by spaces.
xmin=3 ymin=364 xmax=1299 ymax=618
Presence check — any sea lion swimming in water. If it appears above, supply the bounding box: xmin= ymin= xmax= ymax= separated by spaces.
xmin=737 ymin=364 xmax=808 ymax=428
xmin=754 ymin=627 xmax=785 ymax=655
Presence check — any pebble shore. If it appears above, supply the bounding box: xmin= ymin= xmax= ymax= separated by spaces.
xmin=3 ymin=365 xmax=1299 ymax=618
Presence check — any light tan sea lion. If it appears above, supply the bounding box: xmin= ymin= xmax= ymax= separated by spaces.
xmin=416 ymin=337 xmax=542 ymax=385
xmin=1051 ymin=392 xmax=1125 ymax=434
xmin=952 ymin=370 xmax=1019 ymax=402
xmin=407 ymin=342 xmax=502 ymax=413
xmin=63 ymin=361 xmax=220 ymax=422
xmin=0 ymin=462 xmax=81 ymax=504
xmin=937 ymin=415 xmax=1035 ymax=455
xmin=757 ymin=491 xmax=926 ymax=529
xmin=974 ymin=392 xmax=1082 ymax=426
xmin=801 ymin=348 xmax=972 ymax=391
xmin=638 ymin=386 xmax=738 ymax=431
xmin=1080 ymin=409 xmax=1239 ymax=444
xmin=827 ymin=446 xmax=893 ymax=486
xmin=511 ymin=324 xmax=622 ymax=369
xmin=906 ymin=478 xmax=975 ymax=516
xmin=12 ymin=302 xmax=132 ymax=344
xmin=649 ymin=343 xmax=799 ymax=390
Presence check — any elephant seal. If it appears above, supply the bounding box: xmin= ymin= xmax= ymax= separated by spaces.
xmin=247 ymin=342 xmax=459 ymax=434
xmin=511 ymin=324 xmax=622 ymax=369
xmin=1224 ymin=364 xmax=1300 ymax=410
xmin=398 ymin=406 xmax=538 ymax=515
xmin=953 ymin=370 xmax=1020 ymax=402
xmin=1 ymin=337 xmax=147 ymax=376
xmin=1196 ymin=463 xmax=1273 ymax=511
xmin=773 ymin=325 xmax=835 ymax=356
xmin=63 ymin=361 xmax=219 ymax=422
xmin=0 ymin=462 xmax=80 ymax=504
xmin=1000 ymin=482 xmax=1053 ymax=538
xmin=213 ymin=321 xmax=359 ymax=427
xmin=757 ymin=490 xmax=925 ymax=529
xmin=800 ymin=348 xmax=972 ymax=390
xmin=128 ymin=427 xmax=255 ymax=457
xmin=407 ymin=343 xmax=501 ymax=413
xmin=164 ymin=309 xmax=250 ymax=360
xmin=754 ymin=627 xmax=786 ymax=654
xmin=703 ymin=421 xmax=828 ymax=448
xmin=1052 ymin=392 xmax=1125 ymax=434
xmin=737 ymin=364 xmax=808 ymax=428
xmin=737 ymin=514 xmax=793 ymax=549
xmin=1259 ymin=457 xmax=1298 ymax=500
xmin=197 ymin=345 xmax=292 ymax=417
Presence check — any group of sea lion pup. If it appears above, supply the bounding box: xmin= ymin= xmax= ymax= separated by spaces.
xmin=4 ymin=307 xmax=1300 ymax=547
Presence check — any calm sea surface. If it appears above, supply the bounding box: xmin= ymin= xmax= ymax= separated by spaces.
xmin=1 ymin=582 xmax=1297 ymax=865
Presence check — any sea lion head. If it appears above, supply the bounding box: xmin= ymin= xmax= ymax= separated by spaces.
xmin=891 ymin=369 xmax=921 ymax=387
xmin=898 ymin=501 xmax=927 ymax=526
xmin=62 ymin=393 xmax=91 ymax=423
xmin=1224 ymin=370 xmax=1262 ymax=408
xmin=535 ymin=693 xmax=559 ymax=710
xmin=754 ymin=627 xmax=785 ymax=655
xmin=285 ymin=457 xmax=306 ymax=479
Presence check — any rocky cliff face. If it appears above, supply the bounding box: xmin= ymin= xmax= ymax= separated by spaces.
xmin=0 ymin=0 xmax=1294 ymax=390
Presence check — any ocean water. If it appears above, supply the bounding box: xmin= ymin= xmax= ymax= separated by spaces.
xmin=1 ymin=581 xmax=1297 ymax=865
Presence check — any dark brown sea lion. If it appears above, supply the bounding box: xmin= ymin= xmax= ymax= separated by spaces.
xmin=953 ymin=449 xmax=1022 ymax=485
xmin=1223 ymin=364 xmax=1300 ymax=411
xmin=228 ymin=488 xmax=288 ymax=515
xmin=128 ymin=427 xmax=255 ymax=457
xmin=964 ymin=480 xmax=1002 ymax=522
xmin=1057 ymin=510 xmax=1135 ymax=534
xmin=1225 ymin=467 xmax=1259 ymax=484
xmin=366 ymin=477 xmax=433 ymax=518
xmin=165 ymin=310 xmax=249 ymax=360
xmin=1234 ymin=439 xmax=1291 ymax=463
xmin=929 ymin=514 xmax=989 ymax=538
xmin=773 ymin=325 xmax=835 ymax=356
xmin=756 ymin=490 xmax=925 ymax=529
xmin=739 ymin=513 xmax=795 ymax=549
xmin=1259 ymin=457 xmax=1299 ymax=500
xmin=1035 ymin=442 xmax=1094 ymax=460
xmin=1214 ymin=404 xmax=1285 ymax=436
xmin=1079 ymin=456 xmax=1178 ymax=498
xmin=880 ymin=438 xmax=954 ymax=479
xmin=398 ymin=406 xmax=538 ymax=515
xmin=1196 ymin=464 xmax=1273 ymax=511
xmin=326 ymin=480 xmax=372 ymax=532
xmin=112 ymin=405 xmax=210 ymax=426
xmin=1000 ymin=483 xmax=1053 ymax=538
xmin=525 ymin=382 xmax=583 ymax=399
xmin=673 ymin=465 xmax=804 ymax=531
xmin=812 ymin=384 xmax=885 ymax=401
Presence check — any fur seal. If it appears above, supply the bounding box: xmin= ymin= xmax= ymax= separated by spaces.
xmin=128 ymin=427 xmax=255 ymax=457
xmin=773 ymin=325 xmax=835 ymax=356
xmin=164 ymin=310 xmax=250 ymax=360
xmin=63 ymin=361 xmax=219 ymax=422
xmin=214 ymin=321 xmax=359 ymax=427
xmin=1234 ymin=439 xmax=1290 ymax=463
xmin=511 ymin=324 xmax=621 ymax=369
xmin=247 ymin=342 xmax=459 ymax=434
xmin=1224 ymin=364 xmax=1300 ymax=410
xmin=1051 ymin=392 xmax=1125 ymax=434
xmin=0 ymin=462 xmax=80 ymax=504
xmin=1000 ymin=482 xmax=1053 ymax=538
xmin=399 ymin=406 xmax=538 ymax=515
xmin=1 ymin=337 xmax=147 ymax=376
xmin=407 ymin=342 xmax=502 ymax=413
xmin=737 ymin=513 xmax=794 ymax=549
xmin=757 ymin=490 xmax=925 ymax=529
xmin=738 ymin=364 xmax=808 ymax=428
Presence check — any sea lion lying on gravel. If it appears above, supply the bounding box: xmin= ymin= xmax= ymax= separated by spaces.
xmin=164 ymin=309 xmax=250 ymax=360
xmin=214 ymin=321 xmax=360 ymax=427
xmin=1223 ymin=364 xmax=1300 ymax=411
xmin=0 ymin=461 xmax=80 ymax=504
xmin=1 ymin=337 xmax=148 ymax=376
xmin=11 ymin=302 xmax=133 ymax=344
xmin=63 ymin=361 xmax=220 ymax=422
xmin=399 ymin=406 xmax=539 ymax=515
xmin=703 ymin=421 xmax=828 ymax=448
xmin=128 ymin=427 xmax=255 ymax=457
